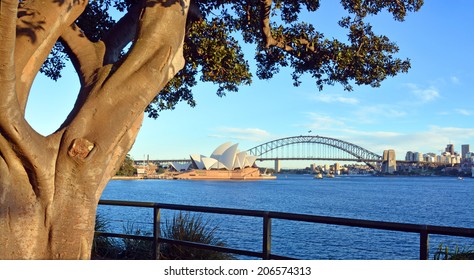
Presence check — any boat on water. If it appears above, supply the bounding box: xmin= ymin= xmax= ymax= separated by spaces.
xmin=458 ymin=177 xmax=464 ymax=180
xmin=314 ymin=173 xmax=323 ymax=179
xmin=326 ymin=173 xmax=335 ymax=178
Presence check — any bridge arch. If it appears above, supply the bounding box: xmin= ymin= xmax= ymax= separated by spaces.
xmin=246 ymin=135 xmax=382 ymax=165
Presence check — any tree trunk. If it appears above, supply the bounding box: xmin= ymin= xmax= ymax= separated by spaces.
xmin=0 ymin=111 xmax=144 ymax=259
xmin=0 ymin=0 xmax=189 ymax=259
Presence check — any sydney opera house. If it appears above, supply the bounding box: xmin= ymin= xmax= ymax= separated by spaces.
xmin=170 ymin=142 xmax=275 ymax=180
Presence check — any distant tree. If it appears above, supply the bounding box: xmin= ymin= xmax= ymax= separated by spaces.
xmin=116 ymin=154 xmax=136 ymax=176
xmin=0 ymin=0 xmax=423 ymax=259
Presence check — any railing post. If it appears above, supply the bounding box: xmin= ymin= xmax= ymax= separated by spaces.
xmin=419 ymin=228 xmax=429 ymax=260
xmin=263 ymin=212 xmax=272 ymax=260
xmin=153 ymin=206 xmax=161 ymax=260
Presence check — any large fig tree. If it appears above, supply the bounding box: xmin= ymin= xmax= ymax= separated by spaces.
xmin=0 ymin=0 xmax=422 ymax=259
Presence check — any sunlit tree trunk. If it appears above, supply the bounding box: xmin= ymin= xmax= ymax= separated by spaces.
xmin=0 ymin=0 xmax=188 ymax=259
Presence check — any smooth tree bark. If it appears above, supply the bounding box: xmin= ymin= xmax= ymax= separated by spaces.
xmin=0 ymin=0 xmax=188 ymax=259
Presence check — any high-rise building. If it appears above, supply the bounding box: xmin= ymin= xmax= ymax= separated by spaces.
xmin=413 ymin=152 xmax=423 ymax=162
xmin=445 ymin=144 xmax=454 ymax=155
xmin=405 ymin=151 xmax=423 ymax=162
xmin=462 ymin=144 xmax=470 ymax=159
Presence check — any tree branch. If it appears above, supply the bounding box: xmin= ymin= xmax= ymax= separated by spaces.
xmin=103 ymin=0 xmax=189 ymax=103
xmin=260 ymin=0 xmax=289 ymax=50
xmin=54 ymin=0 xmax=190 ymax=178
xmin=102 ymin=2 xmax=144 ymax=65
xmin=259 ymin=0 xmax=315 ymax=53
xmin=0 ymin=0 xmax=17 ymax=90
xmin=60 ymin=24 xmax=106 ymax=87
xmin=187 ymin=1 xmax=203 ymax=24
xmin=15 ymin=0 xmax=88 ymax=113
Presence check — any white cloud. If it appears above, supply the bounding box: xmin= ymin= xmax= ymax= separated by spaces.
xmin=455 ymin=109 xmax=472 ymax=116
xmin=451 ymin=76 xmax=461 ymax=85
xmin=404 ymin=83 xmax=440 ymax=102
xmin=305 ymin=113 xmax=347 ymax=131
xmin=311 ymin=94 xmax=359 ymax=105
xmin=402 ymin=126 xmax=474 ymax=154
xmin=338 ymin=129 xmax=402 ymax=138
xmin=333 ymin=126 xmax=474 ymax=159
xmin=290 ymin=122 xmax=474 ymax=160
xmin=427 ymin=126 xmax=474 ymax=138
xmin=353 ymin=105 xmax=407 ymax=124
xmin=210 ymin=127 xmax=271 ymax=142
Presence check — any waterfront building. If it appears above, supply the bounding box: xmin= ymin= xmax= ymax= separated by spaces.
xmin=462 ymin=144 xmax=470 ymax=159
xmin=170 ymin=162 xmax=191 ymax=172
xmin=466 ymin=152 xmax=474 ymax=162
xmin=172 ymin=142 xmax=275 ymax=180
xmin=413 ymin=152 xmax=423 ymax=162
xmin=436 ymin=155 xmax=445 ymax=163
xmin=405 ymin=151 xmax=423 ymax=162
xmin=453 ymin=154 xmax=462 ymax=164
xmin=445 ymin=144 xmax=454 ymax=155
xmin=423 ymin=154 xmax=435 ymax=162
xmin=441 ymin=152 xmax=452 ymax=164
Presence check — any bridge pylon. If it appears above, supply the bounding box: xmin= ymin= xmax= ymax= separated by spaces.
xmin=274 ymin=159 xmax=281 ymax=173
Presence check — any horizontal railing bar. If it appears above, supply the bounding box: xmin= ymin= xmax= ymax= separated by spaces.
xmin=158 ymin=237 xmax=263 ymax=259
xmin=95 ymin=231 xmax=263 ymax=259
xmin=95 ymin=231 xmax=153 ymax=241
xmin=99 ymin=200 xmax=474 ymax=238
xmin=424 ymin=225 xmax=474 ymax=238
xmin=99 ymin=200 xmax=157 ymax=208
xmin=268 ymin=211 xmax=474 ymax=238
xmin=268 ymin=254 xmax=298 ymax=260
xmin=100 ymin=200 xmax=268 ymax=218
xmin=268 ymin=211 xmax=424 ymax=233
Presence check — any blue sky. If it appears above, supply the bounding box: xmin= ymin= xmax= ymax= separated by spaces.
xmin=26 ymin=1 xmax=474 ymax=168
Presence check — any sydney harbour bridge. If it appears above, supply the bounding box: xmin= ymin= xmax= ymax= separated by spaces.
xmin=247 ymin=135 xmax=384 ymax=171
xmin=246 ymin=135 xmax=382 ymax=163
xmin=148 ymin=135 xmax=389 ymax=171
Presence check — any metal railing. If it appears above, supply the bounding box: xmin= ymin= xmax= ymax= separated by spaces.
xmin=97 ymin=199 xmax=474 ymax=260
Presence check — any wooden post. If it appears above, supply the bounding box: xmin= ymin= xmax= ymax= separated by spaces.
xmin=263 ymin=212 xmax=272 ymax=260
xmin=153 ymin=207 xmax=161 ymax=260
xmin=420 ymin=229 xmax=429 ymax=260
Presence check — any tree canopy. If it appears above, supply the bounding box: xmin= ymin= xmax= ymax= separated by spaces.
xmin=0 ymin=0 xmax=423 ymax=259
xmin=42 ymin=0 xmax=423 ymax=119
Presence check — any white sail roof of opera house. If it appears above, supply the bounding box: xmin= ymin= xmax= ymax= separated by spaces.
xmin=169 ymin=162 xmax=191 ymax=172
xmin=186 ymin=142 xmax=257 ymax=171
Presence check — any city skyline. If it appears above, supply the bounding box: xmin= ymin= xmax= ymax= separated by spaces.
xmin=25 ymin=2 xmax=474 ymax=168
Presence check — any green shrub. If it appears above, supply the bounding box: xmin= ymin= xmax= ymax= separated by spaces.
xmin=92 ymin=211 xmax=234 ymax=260
xmin=433 ymin=244 xmax=474 ymax=260
xmin=160 ymin=211 xmax=235 ymax=260
xmin=119 ymin=222 xmax=154 ymax=260
xmin=91 ymin=213 xmax=122 ymax=260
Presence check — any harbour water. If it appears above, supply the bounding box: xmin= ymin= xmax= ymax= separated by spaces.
xmin=98 ymin=175 xmax=474 ymax=259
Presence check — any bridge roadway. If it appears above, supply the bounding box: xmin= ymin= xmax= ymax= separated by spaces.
xmin=136 ymin=158 xmax=378 ymax=165
xmin=136 ymin=158 xmax=446 ymax=166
